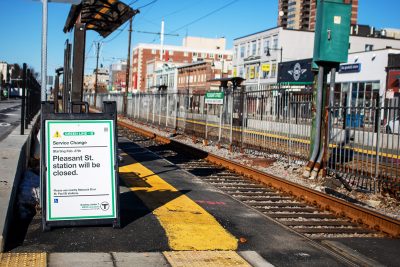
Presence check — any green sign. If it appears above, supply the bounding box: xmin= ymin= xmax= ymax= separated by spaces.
xmin=45 ymin=120 xmax=116 ymax=221
xmin=205 ymin=92 xmax=224 ymax=105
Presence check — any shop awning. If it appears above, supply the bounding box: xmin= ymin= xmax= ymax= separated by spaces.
xmin=63 ymin=0 xmax=139 ymax=38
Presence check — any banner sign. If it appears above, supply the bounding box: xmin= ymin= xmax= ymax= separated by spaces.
xmin=262 ymin=64 xmax=271 ymax=72
xmin=205 ymin=92 xmax=224 ymax=105
xmin=278 ymin=59 xmax=313 ymax=84
xmin=45 ymin=120 xmax=116 ymax=221
xmin=339 ymin=63 xmax=361 ymax=73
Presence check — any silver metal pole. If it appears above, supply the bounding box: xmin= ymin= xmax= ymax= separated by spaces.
xmin=218 ymin=103 xmax=223 ymax=142
xmin=205 ymin=103 xmax=208 ymax=140
xmin=41 ymin=0 xmax=48 ymax=101
xmin=166 ymin=93 xmax=169 ymax=127
xmin=230 ymin=92 xmax=233 ymax=144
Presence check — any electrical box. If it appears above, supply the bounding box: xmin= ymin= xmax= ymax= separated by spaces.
xmin=313 ymin=0 xmax=352 ymax=65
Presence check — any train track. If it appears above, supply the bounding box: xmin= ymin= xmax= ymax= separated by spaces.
xmin=118 ymin=120 xmax=400 ymax=238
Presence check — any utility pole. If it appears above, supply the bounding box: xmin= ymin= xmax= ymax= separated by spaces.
xmin=124 ymin=18 xmax=132 ymax=115
xmin=93 ymin=42 xmax=100 ymax=108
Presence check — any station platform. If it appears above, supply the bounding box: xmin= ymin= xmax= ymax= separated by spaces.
xmin=2 ymin=136 xmax=382 ymax=266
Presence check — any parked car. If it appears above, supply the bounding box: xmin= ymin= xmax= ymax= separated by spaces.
xmin=386 ymin=116 xmax=399 ymax=134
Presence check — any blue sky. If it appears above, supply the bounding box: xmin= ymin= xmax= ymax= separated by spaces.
xmin=1 ymin=0 xmax=399 ymax=76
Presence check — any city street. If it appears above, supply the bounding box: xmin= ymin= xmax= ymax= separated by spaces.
xmin=0 ymin=99 xmax=21 ymax=142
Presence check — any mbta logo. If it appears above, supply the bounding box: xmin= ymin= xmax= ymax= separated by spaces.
xmin=100 ymin=201 xmax=110 ymax=211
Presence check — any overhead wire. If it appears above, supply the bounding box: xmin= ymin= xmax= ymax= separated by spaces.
xmin=168 ymin=0 xmax=240 ymax=34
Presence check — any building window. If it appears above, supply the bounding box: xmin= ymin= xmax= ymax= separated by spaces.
xmin=251 ymin=41 xmax=256 ymax=56
xmin=247 ymin=43 xmax=250 ymax=57
xmin=272 ymin=37 xmax=278 ymax=49
xmin=218 ymin=54 xmax=223 ymax=59
xmin=152 ymin=49 xmax=156 ymax=54
xmin=169 ymin=50 xmax=174 ymax=55
xmin=240 ymin=46 xmax=245 ymax=58
xmin=209 ymin=53 xmax=214 ymax=59
xmin=271 ymin=62 xmax=277 ymax=78
xmin=365 ymin=44 xmax=374 ymax=51
xmin=193 ymin=52 xmax=198 ymax=57
xmin=263 ymin=38 xmax=270 ymax=54
xmin=184 ymin=51 xmax=189 ymax=57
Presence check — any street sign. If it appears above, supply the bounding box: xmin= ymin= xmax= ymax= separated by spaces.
xmin=205 ymin=92 xmax=224 ymax=105
xmin=339 ymin=63 xmax=361 ymax=73
xmin=45 ymin=119 xmax=116 ymax=221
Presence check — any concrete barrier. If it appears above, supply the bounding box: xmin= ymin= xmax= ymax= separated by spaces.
xmin=0 ymin=116 xmax=39 ymax=252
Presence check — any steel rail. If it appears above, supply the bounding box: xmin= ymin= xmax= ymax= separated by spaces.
xmin=118 ymin=120 xmax=400 ymax=237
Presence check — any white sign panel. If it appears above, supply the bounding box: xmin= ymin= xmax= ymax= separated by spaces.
xmin=45 ymin=120 xmax=116 ymax=221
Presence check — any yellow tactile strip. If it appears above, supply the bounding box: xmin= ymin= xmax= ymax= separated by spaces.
xmin=120 ymin=162 xmax=238 ymax=251
xmin=163 ymin=251 xmax=251 ymax=267
xmin=0 ymin=253 xmax=46 ymax=267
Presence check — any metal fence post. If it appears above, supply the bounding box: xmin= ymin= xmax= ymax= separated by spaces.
xmin=218 ymin=102 xmax=223 ymax=142
xmin=288 ymin=92 xmax=292 ymax=165
xmin=205 ymin=103 xmax=208 ymax=141
xmin=20 ymin=63 xmax=27 ymax=135
xmin=166 ymin=93 xmax=169 ymax=127
xmin=374 ymin=97 xmax=382 ymax=193
xmin=229 ymin=91 xmax=234 ymax=145
xmin=158 ymin=93 xmax=161 ymax=125
xmin=152 ymin=93 xmax=156 ymax=123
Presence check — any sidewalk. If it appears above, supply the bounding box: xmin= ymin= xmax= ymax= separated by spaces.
xmin=0 ymin=119 xmax=37 ymax=252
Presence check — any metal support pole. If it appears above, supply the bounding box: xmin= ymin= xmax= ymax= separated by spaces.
xmin=20 ymin=63 xmax=26 ymax=135
xmin=41 ymin=0 xmax=48 ymax=101
xmin=63 ymin=41 xmax=71 ymax=113
xmin=124 ymin=18 xmax=132 ymax=116
xmin=71 ymin=23 xmax=86 ymax=112
xmin=93 ymin=42 xmax=100 ymax=108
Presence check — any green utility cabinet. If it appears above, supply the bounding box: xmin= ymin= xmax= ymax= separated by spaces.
xmin=313 ymin=0 xmax=352 ymax=65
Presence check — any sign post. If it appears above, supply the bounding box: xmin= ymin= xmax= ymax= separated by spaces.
xmin=41 ymin=101 xmax=119 ymax=230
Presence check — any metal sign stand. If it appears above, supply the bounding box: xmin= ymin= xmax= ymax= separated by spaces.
xmin=40 ymin=101 xmax=120 ymax=231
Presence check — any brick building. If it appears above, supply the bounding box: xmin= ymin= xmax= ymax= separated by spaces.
xmin=177 ymin=61 xmax=232 ymax=94
xmin=130 ymin=37 xmax=232 ymax=92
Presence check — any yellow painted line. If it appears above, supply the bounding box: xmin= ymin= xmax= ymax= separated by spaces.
xmin=145 ymin=115 xmax=399 ymax=159
xmin=163 ymin=251 xmax=251 ymax=267
xmin=119 ymin=162 xmax=238 ymax=251
xmin=0 ymin=253 xmax=46 ymax=267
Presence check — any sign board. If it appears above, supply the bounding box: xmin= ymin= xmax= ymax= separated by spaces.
xmin=278 ymin=59 xmax=314 ymax=84
xmin=45 ymin=119 xmax=116 ymax=221
xmin=205 ymin=92 xmax=224 ymax=105
xmin=339 ymin=63 xmax=361 ymax=73
xmin=262 ymin=64 xmax=270 ymax=72
xmin=127 ymin=92 xmax=133 ymax=99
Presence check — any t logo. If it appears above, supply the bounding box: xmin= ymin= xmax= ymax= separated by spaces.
xmin=100 ymin=201 xmax=110 ymax=211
